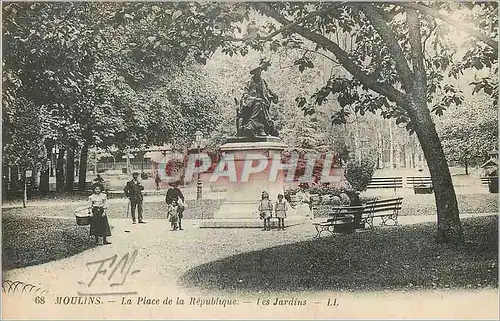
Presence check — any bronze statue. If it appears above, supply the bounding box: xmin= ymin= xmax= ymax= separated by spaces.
xmin=236 ymin=66 xmax=279 ymax=138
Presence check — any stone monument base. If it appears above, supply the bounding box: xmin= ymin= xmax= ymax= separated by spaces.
xmin=199 ymin=138 xmax=309 ymax=228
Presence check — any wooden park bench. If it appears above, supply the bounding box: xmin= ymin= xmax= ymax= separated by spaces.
xmin=407 ymin=176 xmax=433 ymax=193
xmin=362 ymin=197 xmax=403 ymax=228
xmin=481 ymin=176 xmax=498 ymax=185
xmin=312 ymin=205 xmax=361 ymax=238
xmin=312 ymin=197 xmax=403 ymax=238
xmin=367 ymin=177 xmax=403 ymax=191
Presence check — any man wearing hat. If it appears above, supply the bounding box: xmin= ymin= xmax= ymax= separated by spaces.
xmin=124 ymin=172 xmax=145 ymax=224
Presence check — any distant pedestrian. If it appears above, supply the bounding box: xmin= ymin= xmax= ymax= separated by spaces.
xmin=154 ymin=173 xmax=161 ymax=190
xmin=94 ymin=174 xmax=104 ymax=184
xmin=124 ymin=172 xmax=145 ymax=224
xmin=275 ymin=194 xmax=289 ymax=230
xmin=167 ymin=199 xmax=180 ymax=231
xmin=88 ymin=185 xmax=111 ymax=245
xmin=166 ymin=181 xmax=185 ymax=230
xmin=92 ymin=174 xmax=105 ymax=191
xmin=259 ymin=191 xmax=273 ymax=231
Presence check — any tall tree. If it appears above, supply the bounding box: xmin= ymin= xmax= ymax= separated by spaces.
xmin=244 ymin=2 xmax=498 ymax=244
xmin=2 ymin=98 xmax=45 ymax=206
xmin=3 ymin=2 xmax=227 ymax=193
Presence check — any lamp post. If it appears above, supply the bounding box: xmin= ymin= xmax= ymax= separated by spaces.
xmin=195 ymin=130 xmax=203 ymax=200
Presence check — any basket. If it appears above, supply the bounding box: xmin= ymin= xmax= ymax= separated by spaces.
xmin=75 ymin=207 xmax=91 ymax=226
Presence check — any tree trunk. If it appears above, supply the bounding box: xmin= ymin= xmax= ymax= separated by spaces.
xmin=377 ymin=131 xmax=383 ymax=169
xmin=389 ymin=121 xmax=394 ymax=168
xmin=56 ymin=148 xmax=65 ymax=193
xmin=79 ymin=142 xmax=89 ymax=192
xmin=39 ymin=163 xmax=50 ymax=195
xmin=22 ymin=170 xmax=27 ymax=208
xmin=40 ymin=141 xmax=53 ymax=195
xmin=31 ymin=167 xmax=38 ymax=193
xmin=65 ymin=146 xmax=76 ymax=193
xmin=2 ymin=163 xmax=10 ymax=197
xmin=396 ymin=142 xmax=401 ymax=169
xmin=412 ymin=101 xmax=464 ymax=244
xmin=405 ymin=8 xmax=463 ymax=244
xmin=464 ymin=159 xmax=469 ymax=175
xmin=11 ymin=166 xmax=19 ymax=194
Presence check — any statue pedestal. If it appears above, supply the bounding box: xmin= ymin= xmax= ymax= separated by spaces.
xmin=199 ymin=138 xmax=309 ymax=228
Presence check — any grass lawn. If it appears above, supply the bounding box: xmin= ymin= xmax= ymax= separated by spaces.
xmin=2 ymin=214 xmax=97 ymax=271
xmin=178 ymin=215 xmax=498 ymax=293
xmin=313 ymin=193 xmax=498 ymax=217
xmin=399 ymin=193 xmax=498 ymax=216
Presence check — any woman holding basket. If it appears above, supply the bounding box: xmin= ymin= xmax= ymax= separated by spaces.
xmin=88 ymin=184 xmax=111 ymax=245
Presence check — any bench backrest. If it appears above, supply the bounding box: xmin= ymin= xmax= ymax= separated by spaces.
xmin=481 ymin=177 xmax=498 ymax=185
xmin=367 ymin=177 xmax=403 ymax=189
xmin=407 ymin=176 xmax=432 ymax=186
xmin=363 ymin=197 xmax=403 ymax=215
xmin=366 ymin=197 xmax=403 ymax=205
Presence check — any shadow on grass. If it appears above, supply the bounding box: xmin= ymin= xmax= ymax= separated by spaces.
xmin=179 ymin=216 xmax=498 ymax=293
xmin=2 ymin=215 xmax=98 ymax=271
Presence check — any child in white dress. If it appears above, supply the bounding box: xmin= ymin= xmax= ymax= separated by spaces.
xmin=275 ymin=194 xmax=289 ymax=230
xmin=258 ymin=191 xmax=273 ymax=231
xmin=167 ymin=199 xmax=180 ymax=231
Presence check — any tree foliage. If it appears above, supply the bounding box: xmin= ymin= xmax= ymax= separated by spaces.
xmin=2 ymin=2 xmax=226 ymax=193
xmin=438 ymin=96 xmax=498 ymax=171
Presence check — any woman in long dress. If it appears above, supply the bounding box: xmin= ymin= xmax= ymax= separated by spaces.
xmin=295 ymin=186 xmax=312 ymax=218
xmin=88 ymin=185 xmax=111 ymax=245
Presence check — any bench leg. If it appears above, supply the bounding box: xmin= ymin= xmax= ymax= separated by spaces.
xmin=314 ymin=225 xmax=322 ymax=238
xmin=364 ymin=216 xmax=374 ymax=229
xmin=381 ymin=215 xmax=398 ymax=226
xmin=314 ymin=225 xmax=334 ymax=238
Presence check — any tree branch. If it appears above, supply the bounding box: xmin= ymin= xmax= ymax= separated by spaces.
xmin=255 ymin=3 xmax=409 ymax=109
xmin=358 ymin=4 xmax=414 ymax=92
xmin=407 ymin=8 xmax=428 ymax=101
xmin=296 ymin=47 xmax=339 ymax=64
xmin=261 ymin=2 xmax=346 ymax=41
xmin=399 ymin=3 xmax=498 ymax=51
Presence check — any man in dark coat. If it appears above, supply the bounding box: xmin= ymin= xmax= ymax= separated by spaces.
xmin=165 ymin=181 xmax=185 ymax=230
xmin=124 ymin=172 xmax=145 ymax=224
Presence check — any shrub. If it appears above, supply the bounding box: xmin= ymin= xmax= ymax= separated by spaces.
xmin=345 ymin=156 xmax=376 ymax=192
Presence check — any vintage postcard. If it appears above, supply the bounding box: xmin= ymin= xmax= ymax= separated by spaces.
xmin=2 ymin=1 xmax=498 ymax=319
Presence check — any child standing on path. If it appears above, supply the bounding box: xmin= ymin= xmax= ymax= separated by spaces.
xmin=259 ymin=191 xmax=273 ymax=231
xmin=167 ymin=199 xmax=180 ymax=231
xmin=275 ymin=194 xmax=289 ymax=230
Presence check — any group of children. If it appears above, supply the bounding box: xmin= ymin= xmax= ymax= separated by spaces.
xmin=258 ymin=191 xmax=289 ymax=231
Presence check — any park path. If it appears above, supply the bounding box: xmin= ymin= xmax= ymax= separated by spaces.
xmin=3 ymin=212 xmax=496 ymax=292
xmin=3 ymin=213 xmax=498 ymax=319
